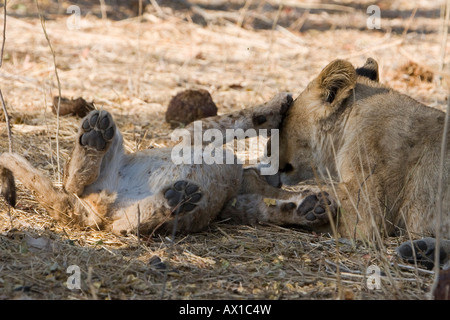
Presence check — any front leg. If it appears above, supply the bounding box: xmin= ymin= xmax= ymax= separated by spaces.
xmin=240 ymin=167 xmax=294 ymax=199
xmin=220 ymin=189 xmax=338 ymax=229
xmin=63 ymin=110 xmax=117 ymax=196
xmin=183 ymin=92 xmax=293 ymax=145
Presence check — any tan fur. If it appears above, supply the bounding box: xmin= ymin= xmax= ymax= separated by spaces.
xmin=279 ymin=58 xmax=450 ymax=241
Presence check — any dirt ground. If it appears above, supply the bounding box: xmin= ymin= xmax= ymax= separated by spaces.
xmin=0 ymin=0 xmax=449 ymax=300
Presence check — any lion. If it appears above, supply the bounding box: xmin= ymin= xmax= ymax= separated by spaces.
xmin=277 ymin=57 xmax=450 ymax=268
xmin=0 ymin=93 xmax=337 ymax=236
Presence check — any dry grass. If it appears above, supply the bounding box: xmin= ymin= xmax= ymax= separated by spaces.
xmin=0 ymin=0 xmax=449 ymax=300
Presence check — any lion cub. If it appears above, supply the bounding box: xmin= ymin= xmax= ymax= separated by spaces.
xmin=0 ymin=93 xmax=337 ymax=236
xmin=277 ymin=58 xmax=450 ymax=268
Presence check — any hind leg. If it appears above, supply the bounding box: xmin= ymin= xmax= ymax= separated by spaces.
xmin=0 ymin=153 xmax=74 ymax=224
xmin=64 ymin=110 xmax=122 ymax=196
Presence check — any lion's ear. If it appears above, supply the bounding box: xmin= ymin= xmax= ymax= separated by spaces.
xmin=317 ymin=59 xmax=357 ymax=106
xmin=356 ymin=57 xmax=379 ymax=82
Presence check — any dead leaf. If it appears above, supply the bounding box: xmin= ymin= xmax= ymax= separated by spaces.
xmin=263 ymin=198 xmax=277 ymax=206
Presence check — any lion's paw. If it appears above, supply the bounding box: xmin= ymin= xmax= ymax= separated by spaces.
xmin=80 ymin=110 xmax=115 ymax=151
xmin=164 ymin=180 xmax=203 ymax=215
xmin=295 ymin=192 xmax=337 ymax=227
xmin=396 ymin=238 xmax=449 ymax=269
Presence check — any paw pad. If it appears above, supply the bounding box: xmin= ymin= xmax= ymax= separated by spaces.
xmin=164 ymin=180 xmax=202 ymax=214
xmin=80 ymin=110 xmax=115 ymax=151
xmin=396 ymin=238 xmax=447 ymax=269
xmin=296 ymin=192 xmax=336 ymax=226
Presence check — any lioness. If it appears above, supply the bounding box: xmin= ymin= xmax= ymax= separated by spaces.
xmin=0 ymin=93 xmax=337 ymax=236
xmin=277 ymin=58 xmax=450 ymax=268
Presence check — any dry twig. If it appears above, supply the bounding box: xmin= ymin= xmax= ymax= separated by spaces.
xmin=0 ymin=0 xmax=13 ymax=153
xmin=35 ymin=0 xmax=62 ymax=183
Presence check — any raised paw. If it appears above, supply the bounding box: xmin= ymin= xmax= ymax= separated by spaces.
xmin=396 ymin=238 xmax=449 ymax=270
xmin=164 ymin=180 xmax=203 ymax=215
xmin=295 ymin=191 xmax=337 ymax=227
xmin=79 ymin=110 xmax=115 ymax=151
